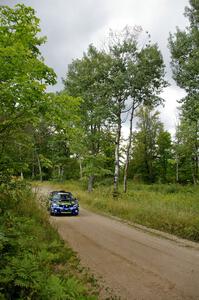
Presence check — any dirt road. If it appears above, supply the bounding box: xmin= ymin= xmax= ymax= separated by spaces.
xmin=39 ymin=187 xmax=199 ymax=299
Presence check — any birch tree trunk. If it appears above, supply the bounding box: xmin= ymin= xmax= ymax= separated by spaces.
xmin=37 ymin=153 xmax=42 ymax=182
xmin=176 ymin=155 xmax=179 ymax=183
xmin=113 ymin=108 xmax=122 ymax=197
xmin=123 ymin=105 xmax=135 ymax=192
xmin=88 ymin=175 xmax=95 ymax=192
xmin=79 ymin=158 xmax=83 ymax=180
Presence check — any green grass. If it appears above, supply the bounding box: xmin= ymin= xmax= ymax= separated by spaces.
xmin=38 ymin=180 xmax=199 ymax=242
xmin=0 ymin=181 xmax=99 ymax=300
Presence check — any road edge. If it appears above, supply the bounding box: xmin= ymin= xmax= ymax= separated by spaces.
xmin=81 ymin=204 xmax=199 ymax=250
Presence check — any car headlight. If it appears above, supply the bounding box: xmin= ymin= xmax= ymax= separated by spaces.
xmin=52 ymin=203 xmax=59 ymax=208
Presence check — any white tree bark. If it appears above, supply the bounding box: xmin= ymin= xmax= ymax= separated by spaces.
xmin=123 ymin=104 xmax=135 ymax=192
xmin=113 ymin=110 xmax=122 ymax=196
xmin=37 ymin=153 xmax=42 ymax=182
xmin=79 ymin=158 xmax=83 ymax=180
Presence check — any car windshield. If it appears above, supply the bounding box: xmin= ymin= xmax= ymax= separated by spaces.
xmin=52 ymin=194 xmax=73 ymax=202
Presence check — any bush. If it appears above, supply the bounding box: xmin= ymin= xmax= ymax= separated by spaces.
xmin=0 ymin=182 xmax=98 ymax=299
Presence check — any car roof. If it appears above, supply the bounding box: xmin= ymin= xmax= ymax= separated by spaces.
xmin=58 ymin=192 xmax=72 ymax=196
xmin=50 ymin=190 xmax=72 ymax=195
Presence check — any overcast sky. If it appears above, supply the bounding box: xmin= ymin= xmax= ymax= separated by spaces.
xmin=2 ymin=0 xmax=189 ymax=135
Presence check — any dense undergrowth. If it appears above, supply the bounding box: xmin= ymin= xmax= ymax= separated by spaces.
xmin=0 ymin=180 xmax=98 ymax=300
xmin=39 ymin=180 xmax=199 ymax=242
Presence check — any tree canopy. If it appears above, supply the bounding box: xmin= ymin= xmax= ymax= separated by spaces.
xmin=169 ymin=0 xmax=199 ymax=121
xmin=0 ymin=4 xmax=56 ymax=177
xmin=1 ymin=2 xmax=198 ymax=189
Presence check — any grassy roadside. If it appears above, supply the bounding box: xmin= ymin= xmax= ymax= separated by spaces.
xmin=0 ymin=181 xmax=99 ymax=300
xmin=37 ymin=180 xmax=199 ymax=242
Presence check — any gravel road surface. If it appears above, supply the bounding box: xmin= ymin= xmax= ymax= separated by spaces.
xmin=38 ymin=186 xmax=199 ymax=300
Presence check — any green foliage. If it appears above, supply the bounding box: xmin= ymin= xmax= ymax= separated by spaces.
xmin=0 ymin=4 xmax=56 ymax=132
xmin=64 ymin=45 xmax=115 ymax=188
xmin=83 ymin=153 xmax=113 ymax=178
xmin=169 ymin=0 xmax=199 ymax=121
xmin=156 ymin=130 xmax=173 ymax=182
xmin=8 ymin=92 xmax=82 ymax=181
xmin=107 ymin=26 xmax=167 ymax=107
xmin=46 ymin=92 xmax=82 ymax=130
xmin=0 ymin=4 xmax=83 ymax=182
xmin=174 ymin=116 xmax=199 ymax=183
xmin=0 ymin=182 xmax=98 ymax=299
xmin=64 ymin=28 xmax=167 ymax=193
xmin=169 ymin=1 xmax=199 ymax=185
xmin=129 ymin=106 xmax=173 ymax=183
xmin=0 ymin=4 xmax=56 ymax=177
xmin=107 ymin=27 xmax=167 ymax=194
xmin=169 ymin=0 xmax=199 ymax=188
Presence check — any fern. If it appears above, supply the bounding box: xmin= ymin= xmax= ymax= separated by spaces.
xmin=41 ymin=275 xmax=67 ymax=300
xmin=0 ymin=185 xmax=99 ymax=299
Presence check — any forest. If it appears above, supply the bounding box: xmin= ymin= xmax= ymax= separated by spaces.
xmin=0 ymin=1 xmax=199 ymax=299
xmin=0 ymin=2 xmax=198 ymax=193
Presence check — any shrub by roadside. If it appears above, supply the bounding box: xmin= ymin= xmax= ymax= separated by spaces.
xmin=0 ymin=181 xmax=98 ymax=300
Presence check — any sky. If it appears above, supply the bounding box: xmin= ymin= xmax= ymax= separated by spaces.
xmin=2 ymin=0 xmax=189 ymax=136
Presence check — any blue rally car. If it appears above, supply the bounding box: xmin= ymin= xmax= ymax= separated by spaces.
xmin=49 ymin=191 xmax=79 ymax=216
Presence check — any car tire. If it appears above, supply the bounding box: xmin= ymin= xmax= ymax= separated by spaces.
xmin=50 ymin=211 xmax=57 ymax=216
xmin=73 ymin=211 xmax=79 ymax=216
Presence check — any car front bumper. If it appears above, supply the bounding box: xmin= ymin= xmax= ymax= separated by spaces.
xmin=50 ymin=206 xmax=79 ymax=215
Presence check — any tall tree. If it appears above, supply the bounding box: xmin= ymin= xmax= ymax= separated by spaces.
xmin=0 ymin=4 xmax=56 ymax=178
xmin=174 ymin=116 xmax=199 ymax=184
xmin=123 ymin=43 xmax=167 ymax=192
xmin=30 ymin=92 xmax=81 ymax=181
xmin=107 ymin=27 xmax=139 ymax=196
xmin=169 ymin=0 xmax=199 ymax=122
xmin=169 ymin=0 xmax=199 ymax=184
xmin=106 ymin=26 xmax=166 ymax=193
xmin=129 ymin=106 xmax=172 ymax=183
xmin=64 ymin=45 xmax=114 ymax=191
